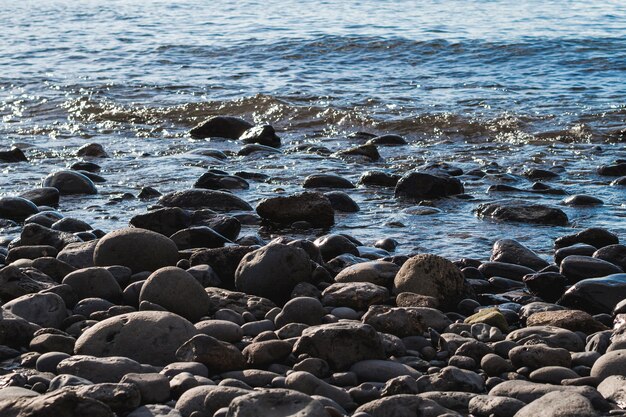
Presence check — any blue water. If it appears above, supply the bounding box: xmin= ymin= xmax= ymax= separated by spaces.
xmin=0 ymin=0 xmax=625 ymax=259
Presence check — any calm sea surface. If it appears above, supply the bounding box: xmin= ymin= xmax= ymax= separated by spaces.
xmin=1 ymin=0 xmax=625 ymax=259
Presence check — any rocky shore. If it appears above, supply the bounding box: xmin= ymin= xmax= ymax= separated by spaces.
xmin=0 ymin=116 xmax=626 ymax=416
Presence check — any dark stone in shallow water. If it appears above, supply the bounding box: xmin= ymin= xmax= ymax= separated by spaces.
xmin=555 ymin=228 xmax=618 ymax=250
xmin=239 ymin=124 xmax=281 ymax=148
xmin=324 ymin=191 xmax=360 ymax=212
xmin=19 ymin=223 xmax=83 ymax=250
xmin=256 ymin=191 xmax=334 ymax=228
xmin=137 ymin=186 xmax=161 ymax=200
xmin=43 ymin=170 xmax=97 ymax=195
xmin=366 ymin=134 xmax=407 ymax=146
xmin=611 ymin=176 xmax=626 ymax=186
xmin=303 ymin=174 xmax=355 ymax=189
xmin=170 ymin=226 xmax=231 ymax=250
xmin=337 ymin=144 xmax=380 ymax=161
xmin=359 ymin=171 xmax=401 ymax=187
xmin=593 ymin=244 xmax=626 ymax=270
xmin=20 ymin=187 xmax=60 ymax=207
xmin=0 ymin=197 xmax=39 ymax=221
xmin=190 ymin=246 xmax=257 ymax=290
xmin=598 ymin=163 xmax=626 ymax=176
xmin=475 ymin=201 xmax=568 ymax=226
xmin=159 ymin=189 xmax=252 ymax=212
xmin=190 ymin=115 xmax=253 ymax=139
xmin=395 ymin=172 xmax=464 ymax=200
xmin=523 ymin=272 xmax=567 ymax=303
xmin=524 ymin=168 xmax=559 ymax=180
xmin=70 ymin=161 xmax=101 ymax=172
xmin=562 ymin=194 xmax=603 ymax=206
xmin=238 ymin=143 xmax=281 ymax=156
xmin=0 ymin=147 xmax=28 ymax=163
xmin=130 ymin=207 xmax=192 ymax=236
xmin=194 ymin=171 xmax=249 ymax=190
xmin=558 ymin=273 xmax=626 ymax=315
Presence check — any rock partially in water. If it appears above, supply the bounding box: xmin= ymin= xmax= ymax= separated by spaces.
xmin=194 ymin=171 xmax=249 ymax=190
xmin=303 ymin=174 xmax=355 ymax=189
xmin=559 ymin=255 xmax=623 ymax=283
xmin=43 ymin=170 xmax=98 ymax=195
xmin=366 ymin=134 xmax=407 ymax=145
xmin=597 ymin=162 xmax=626 ymax=176
xmin=19 ymin=187 xmax=60 ymax=207
xmin=129 ymin=207 xmax=193 ymax=237
xmin=159 ymin=189 xmax=252 ymax=212
xmin=76 ymin=143 xmax=109 ymax=158
xmin=170 ymin=226 xmax=231 ymax=250
xmin=562 ymin=194 xmax=603 ymax=206
xmin=593 ymin=244 xmax=626 ymax=270
xmin=358 ymin=171 xmax=401 ymax=187
xmin=0 ymin=147 xmax=28 ymax=163
xmin=256 ymin=191 xmax=334 ymax=228
xmin=336 ymin=144 xmax=380 ymax=161
xmin=394 ymin=172 xmax=464 ymax=200
xmin=490 ymin=239 xmax=548 ymax=271
xmin=554 ymin=227 xmax=619 ymax=249
xmin=324 ymin=191 xmax=360 ymax=212
xmin=190 ymin=116 xmax=253 ymax=139
xmin=0 ymin=197 xmax=39 ymax=222
xmin=238 ymin=124 xmax=281 ymax=148
xmin=475 ymin=201 xmax=568 ymax=226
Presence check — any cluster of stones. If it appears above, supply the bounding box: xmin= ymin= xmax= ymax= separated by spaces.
xmin=0 ymin=117 xmax=625 ymax=416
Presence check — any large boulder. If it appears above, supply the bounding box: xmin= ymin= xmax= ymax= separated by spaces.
xmin=62 ymin=267 xmax=122 ymax=302
xmin=74 ymin=311 xmax=197 ymax=366
xmin=393 ymin=254 xmax=468 ymax=310
xmin=514 ymin=391 xmax=597 ymax=417
xmin=139 ymin=267 xmax=211 ymax=322
xmin=93 ymin=228 xmax=179 ymax=273
xmin=256 ymin=191 xmax=334 ymax=228
xmin=234 ymin=243 xmax=311 ymax=304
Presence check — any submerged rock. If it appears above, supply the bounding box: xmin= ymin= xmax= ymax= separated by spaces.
xmin=476 ymin=201 xmax=568 ymax=225
xmin=190 ymin=116 xmax=253 ymax=139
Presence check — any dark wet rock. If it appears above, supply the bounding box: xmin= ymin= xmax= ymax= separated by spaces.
xmin=394 ymin=172 xmax=464 ymax=200
xmin=293 ymin=322 xmax=385 ymax=370
xmin=363 ymin=305 xmax=450 ymax=336
xmin=237 ymin=143 xmax=281 ymax=156
xmin=560 ymin=255 xmax=623 ymax=283
xmin=238 ymin=124 xmax=280 ymax=147
xmin=62 ymin=267 xmax=122 ymax=302
xmin=176 ymin=334 xmax=245 ymax=373
xmin=0 ymin=265 xmax=55 ymax=301
xmin=194 ymin=171 xmax=249 ymax=190
xmin=523 ymin=272 xmax=566 ymax=302
xmin=19 ymin=223 xmax=83 ymax=250
xmin=490 ymin=239 xmax=548 ymax=271
xmin=52 ymin=217 xmax=92 ymax=233
xmin=591 ymin=349 xmax=626 ymax=379
xmin=71 ymin=160 xmax=101 ymax=172
xmin=476 ymin=201 xmax=568 ymax=225
xmin=57 ymin=355 xmax=142 ymax=383
xmin=478 ymin=261 xmax=535 ymax=281
xmin=159 ymin=189 xmax=252 ymax=212
xmin=337 ymin=144 xmax=380 ymax=161
xmin=507 ymin=325 xmax=583 ymax=351
xmin=366 ymin=134 xmax=407 ymax=146
xmin=322 ymin=282 xmax=388 ymax=310
xmin=514 ymin=391 xmax=596 ymax=417
xmin=140 ymin=266 xmax=211 ymax=322
xmin=393 ymin=254 xmax=469 ymax=310
xmin=76 ymin=142 xmax=108 ymax=158
xmin=358 ymin=171 xmax=401 ymax=187
xmin=24 ymin=211 xmax=63 ymax=228
xmin=524 ymin=168 xmax=559 ymax=180
xmin=611 ymin=176 xmax=626 ymax=185
xmin=598 ymin=162 xmax=626 ymax=176
xmin=189 ymin=246 xmax=256 ymax=289
xmin=256 ymin=191 xmax=334 ymax=228
xmin=94 ymin=227 xmax=179 ymax=273
xmin=468 ymin=395 xmax=525 ymax=417
xmin=558 ymin=273 xmax=626 ymax=314
xmin=554 ymin=227 xmax=618 ymax=249
xmin=555 ymin=243 xmax=597 ymax=265
xmin=43 ymin=170 xmax=97 ymax=195
xmin=593 ymin=244 xmax=626 ymax=270
xmin=303 ymin=174 xmax=355 ymax=189
xmin=5 ymin=245 xmax=58 ymax=263
xmin=0 ymin=147 xmax=28 ymax=163
xmin=170 ymin=226 xmax=230 ymax=250
xmin=19 ymin=187 xmax=60 ymax=207
xmin=138 ymin=186 xmax=162 ymax=200
xmin=0 ymin=197 xmax=39 ymax=221
xmin=130 ymin=207 xmax=192 ymax=236
xmin=0 ymin=389 xmax=114 ymax=417
xmin=192 ymin=212 xmax=241 ymax=241
xmin=563 ymin=194 xmax=603 ymax=206
xmin=355 ymin=394 xmax=457 ymax=417
xmin=57 ymin=240 xmax=98 ymax=269
xmin=78 ymin=170 xmax=105 ymax=183
xmin=234 ymin=243 xmax=311 ymax=304
xmin=190 ymin=116 xmax=253 ymax=139
xmin=324 ymin=191 xmax=360 ymax=212
xmin=226 ymin=389 xmax=327 ymax=417
xmin=314 ymin=234 xmax=359 ymax=262
xmin=75 ymin=311 xmax=197 ymax=366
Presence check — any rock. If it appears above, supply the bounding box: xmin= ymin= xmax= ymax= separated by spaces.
xmin=20 ymin=187 xmax=60 ymax=207
xmin=394 ymin=172 xmax=464 ymax=200
xmin=0 ymin=197 xmax=39 ymax=221
xmin=0 ymin=265 xmax=55 ymax=301
xmin=465 ymin=308 xmax=509 ymax=332
xmin=120 ymin=373 xmax=171 ymax=404
xmin=356 ymin=394 xmax=458 ymax=417
xmin=72 ymin=383 xmax=140 ymax=412
xmin=393 ymin=254 xmax=469 ymax=310
xmin=62 ymin=267 xmax=122 ymax=302
xmin=94 ymin=228 xmax=179 ymax=273
xmin=190 ymin=116 xmax=253 ymax=139
xmin=321 ymin=282 xmax=388 ymax=311
xmin=243 ymin=340 xmax=291 ymax=366
xmin=598 ymin=163 xmax=626 ymax=176
xmin=489 ymin=380 xmax=606 ymax=409
xmin=611 ymin=176 xmax=626 ymax=186
xmin=478 ymin=262 xmax=535 ymax=281
xmin=508 ymin=344 xmax=571 ymax=369
xmin=303 ymin=174 xmax=355 ymax=189
xmin=75 ymin=311 xmax=197 ymax=366
xmin=314 ymin=234 xmax=358 ymax=262
xmin=284 ymin=371 xmax=354 ymax=409
xmin=129 ymin=207 xmax=192 ymax=237
xmin=176 ymin=334 xmax=245 ymax=373
xmin=237 ymin=143 xmax=280 ymax=156
xmin=366 ymin=134 xmax=407 ymax=145
xmin=189 ymin=246 xmax=256 ymax=289
xmin=396 ymin=292 xmax=438 ymax=308
xmin=480 ymin=353 xmax=514 ymax=377
xmin=238 ymin=124 xmax=280 ymax=147
xmin=523 ymin=272 xmax=566 ymax=303
xmin=256 ymin=191 xmax=334 ymax=228
xmin=194 ymin=171 xmax=249 ymax=190
xmin=596 ymin=375 xmax=626 ymax=409
xmin=513 ymin=391 xmax=597 ymax=417
xmin=1 ymin=292 xmax=67 ymax=328
xmin=219 ymin=370 xmax=278 ymax=387
xmin=159 ymin=189 xmax=252 ymax=212
xmin=529 ymin=366 xmax=579 ymax=384
xmin=19 ymin=223 xmax=83 ymax=250
xmin=555 ymin=227 xmax=618 ymax=250
xmin=76 ymin=143 xmax=108 ymax=157
xmin=52 ymin=217 xmax=92 ymax=233
xmin=591 ymin=349 xmax=626 ymax=380
xmin=324 ymin=191 xmax=360 ymax=212
xmin=293 ymin=322 xmax=385 ymax=370
xmin=195 ymin=320 xmax=243 ymax=343
xmin=468 ymin=395 xmax=525 ymax=417
xmin=192 ymin=212 xmax=241 ymax=241
xmin=0 ymin=309 xmax=41 ymax=348
xmin=43 ymin=170 xmax=97 ymax=195
xmin=204 ymin=288 xmax=275 ymax=319
xmin=170 ymin=227 xmax=230 ymax=250
xmin=359 ymin=171 xmax=401 ymax=187
xmin=593 ymin=244 xmax=626 ymax=270
xmin=506 ymin=325 xmax=584 ymax=351
xmin=0 ymin=389 xmax=113 ymax=417
xmin=526 ymin=310 xmax=608 ymax=334
xmin=476 ymin=201 xmax=568 ymax=225
xmin=363 ymin=305 xmax=450 ymax=336
xmin=0 ymin=147 xmax=28 ymax=163
xmin=234 ymin=243 xmax=311 ymax=304
xmin=274 ymin=297 xmax=325 ymax=328
xmin=57 ymin=355 xmax=142 ymax=383
xmin=225 ymin=389 xmax=327 ymax=417
xmin=350 ymin=360 xmax=420 ymax=383
xmin=490 ymin=239 xmax=548 ymax=271
xmin=334 ymin=260 xmax=399 ymax=286
xmin=139 ymin=267 xmax=211 ymax=322
xmin=128 ymin=405 xmax=182 ymax=417
xmin=558 ymin=274 xmax=626 ymax=315
xmin=563 ymin=194 xmax=603 ymax=206
xmin=560 ymin=255 xmax=623 ymax=283
xmin=57 ymin=240 xmax=98 ymax=269
xmin=337 ymin=144 xmax=380 ymax=161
